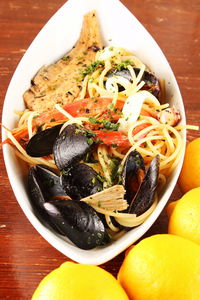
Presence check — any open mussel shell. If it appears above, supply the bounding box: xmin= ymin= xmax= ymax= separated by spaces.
xmin=60 ymin=163 xmax=103 ymax=200
xmin=53 ymin=124 xmax=95 ymax=170
xmin=28 ymin=164 xmax=67 ymax=233
xmin=128 ymin=155 xmax=160 ymax=216
xmin=122 ymin=150 xmax=145 ymax=205
xmin=43 ymin=199 xmax=109 ymax=250
xmin=106 ymin=67 xmax=160 ymax=98
xmin=26 ymin=124 xmax=62 ymax=157
xmin=28 ymin=164 xmax=66 ymax=206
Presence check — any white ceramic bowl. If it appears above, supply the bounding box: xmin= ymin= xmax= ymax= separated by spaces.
xmin=2 ymin=0 xmax=186 ymax=265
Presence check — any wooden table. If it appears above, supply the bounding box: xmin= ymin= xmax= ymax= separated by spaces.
xmin=0 ymin=0 xmax=199 ymax=298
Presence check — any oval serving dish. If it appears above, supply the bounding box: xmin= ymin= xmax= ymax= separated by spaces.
xmin=2 ymin=0 xmax=186 ymax=265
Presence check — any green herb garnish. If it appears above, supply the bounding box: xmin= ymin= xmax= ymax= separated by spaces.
xmin=97 ymin=174 xmax=106 ymax=183
xmin=107 ymin=103 xmax=114 ymax=110
xmin=62 ymin=55 xmax=70 ymax=61
xmin=88 ymin=117 xmax=101 ymax=124
xmin=88 ymin=117 xmax=119 ymax=131
xmin=81 ymin=60 xmax=105 ymax=77
xmin=116 ymin=59 xmax=134 ymax=71
xmin=102 ymin=120 xmax=119 ymax=131
xmin=87 ymin=138 xmax=94 ymax=145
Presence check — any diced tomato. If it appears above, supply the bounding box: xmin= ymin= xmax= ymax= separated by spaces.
xmin=94 ymin=130 xmax=130 ymax=147
xmin=34 ymin=98 xmax=124 ymax=126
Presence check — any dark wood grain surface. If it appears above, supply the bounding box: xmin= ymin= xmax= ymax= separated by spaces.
xmin=0 ymin=0 xmax=199 ymax=298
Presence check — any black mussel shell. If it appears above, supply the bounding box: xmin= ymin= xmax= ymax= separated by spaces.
xmin=26 ymin=124 xmax=62 ymax=157
xmin=60 ymin=163 xmax=103 ymax=200
xmin=28 ymin=164 xmax=67 ymax=233
xmin=28 ymin=167 xmax=46 ymax=213
xmin=106 ymin=67 xmax=160 ymax=99
xmin=43 ymin=199 xmax=109 ymax=250
xmin=53 ymin=124 xmax=95 ymax=170
xmin=122 ymin=150 xmax=145 ymax=205
xmin=128 ymin=155 xmax=160 ymax=216
xmin=28 ymin=164 xmax=67 ymax=211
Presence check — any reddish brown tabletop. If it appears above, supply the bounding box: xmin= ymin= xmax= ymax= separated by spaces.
xmin=0 ymin=0 xmax=199 ymax=298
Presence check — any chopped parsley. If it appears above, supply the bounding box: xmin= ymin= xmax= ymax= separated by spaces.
xmin=96 ymin=174 xmax=106 ymax=183
xmin=107 ymin=103 xmax=114 ymax=110
xmin=115 ymin=59 xmax=134 ymax=71
xmin=83 ymin=152 xmax=98 ymax=163
xmin=62 ymin=55 xmax=70 ymax=61
xmin=87 ymin=137 xmax=94 ymax=145
xmin=88 ymin=117 xmax=119 ymax=131
xmin=88 ymin=117 xmax=101 ymax=124
xmin=102 ymin=120 xmax=119 ymax=131
xmin=109 ymin=157 xmax=122 ymax=183
xmin=76 ymin=55 xmax=83 ymax=61
xmin=51 ymin=85 xmax=57 ymax=90
xmin=73 ymin=76 xmax=82 ymax=82
xmin=85 ymin=129 xmax=96 ymax=137
xmin=95 ymin=137 xmax=103 ymax=144
xmin=81 ymin=60 xmax=105 ymax=77
xmin=111 ymin=144 xmax=118 ymax=148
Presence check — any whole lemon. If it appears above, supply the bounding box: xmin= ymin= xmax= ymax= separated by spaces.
xmin=167 ymin=187 xmax=200 ymax=245
xmin=32 ymin=261 xmax=128 ymax=300
xmin=118 ymin=234 xmax=200 ymax=300
xmin=178 ymin=137 xmax=200 ymax=193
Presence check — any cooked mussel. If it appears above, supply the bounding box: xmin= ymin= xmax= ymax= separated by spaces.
xmin=28 ymin=164 xmax=67 ymax=211
xmin=128 ymin=155 xmax=160 ymax=216
xmin=106 ymin=67 xmax=160 ymax=98
xmin=122 ymin=150 xmax=145 ymax=204
xmin=60 ymin=163 xmax=103 ymax=200
xmin=121 ymin=151 xmax=160 ymax=217
xmin=28 ymin=164 xmax=67 ymax=233
xmin=26 ymin=124 xmax=62 ymax=157
xmin=53 ymin=124 xmax=95 ymax=170
xmin=43 ymin=199 xmax=109 ymax=250
xmin=28 ymin=164 xmax=109 ymax=249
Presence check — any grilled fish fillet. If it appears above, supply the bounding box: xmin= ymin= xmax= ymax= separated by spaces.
xmin=24 ymin=11 xmax=102 ymax=112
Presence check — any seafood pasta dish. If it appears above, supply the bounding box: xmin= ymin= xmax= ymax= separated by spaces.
xmin=3 ymin=11 xmax=194 ymax=250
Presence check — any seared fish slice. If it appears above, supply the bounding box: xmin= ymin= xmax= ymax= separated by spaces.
xmin=24 ymin=11 xmax=102 ymax=112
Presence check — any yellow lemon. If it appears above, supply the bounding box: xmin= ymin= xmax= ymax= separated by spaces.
xmin=178 ymin=137 xmax=200 ymax=193
xmin=32 ymin=261 xmax=128 ymax=300
xmin=118 ymin=234 xmax=200 ymax=300
xmin=168 ymin=187 xmax=200 ymax=245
